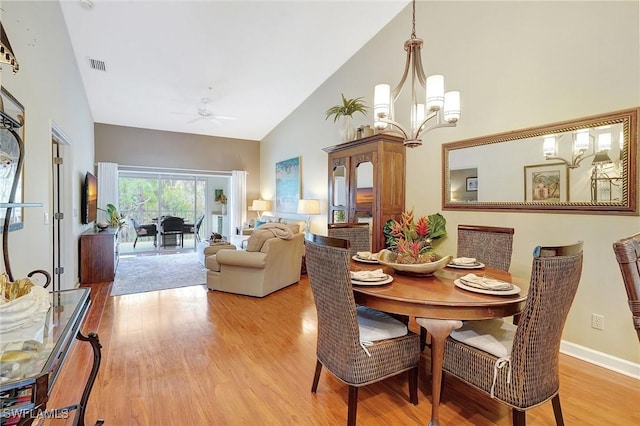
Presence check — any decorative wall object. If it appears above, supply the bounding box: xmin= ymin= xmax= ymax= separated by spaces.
xmin=275 ymin=157 xmax=300 ymax=213
xmin=465 ymin=177 xmax=478 ymax=192
xmin=524 ymin=163 xmax=568 ymax=202
xmin=443 ymin=108 xmax=638 ymax=214
xmin=0 ymin=86 xmax=25 ymax=232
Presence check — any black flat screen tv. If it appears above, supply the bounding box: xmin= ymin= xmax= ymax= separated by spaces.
xmin=82 ymin=171 xmax=98 ymax=224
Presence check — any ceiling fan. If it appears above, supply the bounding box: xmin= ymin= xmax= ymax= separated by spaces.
xmin=178 ymin=97 xmax=236 ymax=124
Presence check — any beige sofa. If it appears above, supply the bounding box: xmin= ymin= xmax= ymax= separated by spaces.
xmin=197 ymin=240 xmax=236 ymax=266
xmin=206 ymin=223 xmax=305 ymax=297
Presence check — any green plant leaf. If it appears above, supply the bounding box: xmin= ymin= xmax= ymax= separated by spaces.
xmin=428 ymin=213 xmax=447 ymax=241
xmin=325 ymin=93 xmax=368 ymax=122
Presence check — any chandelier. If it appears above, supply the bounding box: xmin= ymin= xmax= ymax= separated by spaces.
xmin=374 ymin=0 xmax=460 ymax=148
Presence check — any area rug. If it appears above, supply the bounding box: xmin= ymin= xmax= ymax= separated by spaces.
xmin=110 ymin=252 xmax=206 ymax=296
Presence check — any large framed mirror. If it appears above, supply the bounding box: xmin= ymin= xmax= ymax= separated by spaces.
xmin=442 ymin=108 xmax=638 ymax=214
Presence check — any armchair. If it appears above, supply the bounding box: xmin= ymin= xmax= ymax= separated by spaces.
xmin=206 ymin=226 xmax=304 ymax=297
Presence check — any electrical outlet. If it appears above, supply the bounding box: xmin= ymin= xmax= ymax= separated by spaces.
xmin=591 ymin=314 xmax=604 ymax=330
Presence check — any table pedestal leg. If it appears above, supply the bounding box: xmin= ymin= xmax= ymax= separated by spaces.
xmin=416 ymin=319 xmax=462 ymax=426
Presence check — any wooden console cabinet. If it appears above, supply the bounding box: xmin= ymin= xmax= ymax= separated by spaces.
xmin=323 ymin=134 xmax=406 ymax=252
xmin=79 ymin=227 xmax=119 ymax=284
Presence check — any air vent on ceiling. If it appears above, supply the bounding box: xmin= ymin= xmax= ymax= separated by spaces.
xmin=88 ymin=57 xmax=106 ymax=72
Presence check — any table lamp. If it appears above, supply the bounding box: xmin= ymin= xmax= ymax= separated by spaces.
xmin=296 ymin=199 xmax=320 ymax=232
xmin=250 ymin=199 xmax=269 ymax=219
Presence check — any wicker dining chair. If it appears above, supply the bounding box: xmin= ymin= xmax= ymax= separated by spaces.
xmin=418 ymin=224 xmax=516 ymax=350
xmin=131 ymin=218 xmax=157 ymax=248
xmin=304 ymin=233 xmax=420 ymax=426
xmin=441 ymin=241 xmax=583 ymax=426
xmin=457 ymin=224 xmax=515 ymax=272
xmin=613 ymin=232 xmax=640 ymax=341
xmin=327 ymin=223 xmax=371 ymax=257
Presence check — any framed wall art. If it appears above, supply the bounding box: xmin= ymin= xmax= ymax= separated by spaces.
xmin=466 ymin=177 xmax=478 ymax=192
xmin=275 ymin=157 xmax=300 ymax=213
xmin=524 ymin=163 xmax=569 ymax=203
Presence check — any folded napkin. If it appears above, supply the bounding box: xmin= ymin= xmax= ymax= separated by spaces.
xmin=351 ymin=269 xmax=386 ymax=281
xmin=451 ymin=257 xmax=477 ymax=265
xmin=460 ymin=273 xmax=513 ymax=291
xmin=356 ymin=251 xmax=377 ymax=260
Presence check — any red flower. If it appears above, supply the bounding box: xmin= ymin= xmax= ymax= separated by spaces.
xmin=415 ymin=216 xmax=429 ymax=237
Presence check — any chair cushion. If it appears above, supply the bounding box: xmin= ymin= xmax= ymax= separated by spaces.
xmin=356 ymin=306 xmax=408 ymax=344
xmin=449 ymin=319 xmax=516 ymax=358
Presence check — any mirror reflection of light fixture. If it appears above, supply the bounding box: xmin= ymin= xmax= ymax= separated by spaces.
xmin=373 ymin=0 xmax=460 ymax=148
xmin=250 ymin=199 xmax=269 ymax=218
xmin=543 ymin=129 xmax=612 ymax=169
xmin=296 ymin=199 xmax=320 ymax=232
xmin=0 ymin=22 xmax=20 ymax=74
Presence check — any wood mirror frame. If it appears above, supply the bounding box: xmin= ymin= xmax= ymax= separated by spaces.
xmin=442 ymin=108 xmax=638 ymax=215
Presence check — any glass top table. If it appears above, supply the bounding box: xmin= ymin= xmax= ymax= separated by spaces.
xmin=1 ymin=288 xmax=103 ymax=425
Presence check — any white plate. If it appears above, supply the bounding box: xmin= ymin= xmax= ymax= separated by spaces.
xmin=352 ymin=275 xmax=394 ymax=286
xmin=350 ymin=274 xmax=388 ymax=282
xmin=352 ymin=255 xmax=379 ymax=264
xmin=454 ymin=279 xmax=521 ymax=296
xmin=447 ymin=261 xmax=485 ymax=269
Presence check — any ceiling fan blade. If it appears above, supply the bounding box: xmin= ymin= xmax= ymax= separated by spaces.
xmin=211 ymin=115 xmax=236 ymax=120
xmin=186 ymin=116 xmax=203 ymax=124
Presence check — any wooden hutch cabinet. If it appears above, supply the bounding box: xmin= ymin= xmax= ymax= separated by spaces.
xmin=323 ymin=134 xmax=406 ymax=253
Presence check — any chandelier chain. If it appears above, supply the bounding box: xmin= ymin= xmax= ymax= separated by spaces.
xmin=411 ymin=0 xmax=417 ymax=39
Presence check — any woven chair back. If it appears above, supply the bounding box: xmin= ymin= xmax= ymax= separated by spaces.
xmin=327 ymin=223 xmax=371 ymax=256
xmin=510 ymin=241 xmax=583 ymax=406
xmin=160 ymin=216 xmax=184 ymax=233
xmin=457 ymin=224 xmax=514 ymax=272
xmin=613 ymin=232 xmax=640 ymax=341
xmin=304 ymin=234 xmax=365 ymax=374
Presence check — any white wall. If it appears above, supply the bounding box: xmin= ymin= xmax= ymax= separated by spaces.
xmin=262 ymin=1 xmax=640 ymax=366
xmin=1 ymin=0 xmax=95 ymax=289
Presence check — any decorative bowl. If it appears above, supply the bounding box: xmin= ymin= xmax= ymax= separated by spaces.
xmin=96 ymin=221 xmax=109 ymax=231
xmin=377 ymin=250 xmax=452 ymax=276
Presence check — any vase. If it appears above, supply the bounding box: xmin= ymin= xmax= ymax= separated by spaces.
xmin=339 ymin=116 xmax=356 ymax=142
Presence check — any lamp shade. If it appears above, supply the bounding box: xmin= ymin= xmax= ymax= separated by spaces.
xmin=250 ymin=199 xmax=269 ymax=212
xmin=296 ymin=199 xmax=320 ymax=215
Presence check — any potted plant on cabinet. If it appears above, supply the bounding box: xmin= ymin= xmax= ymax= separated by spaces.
xmin=325 ymin=93 xmax=368 ymax=142
xmin=98 ymin=203 xmax=126 ymax=229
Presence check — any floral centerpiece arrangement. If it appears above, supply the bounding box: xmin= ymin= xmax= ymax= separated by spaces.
xmin=381 ymin=210 xmax=447 ymax=264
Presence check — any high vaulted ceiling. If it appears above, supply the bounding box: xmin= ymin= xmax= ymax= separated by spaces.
xmin=60 ymin=0 xmax=409 ymax=141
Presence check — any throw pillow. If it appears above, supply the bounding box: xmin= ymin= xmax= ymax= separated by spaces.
xmin=245 ymin=228 xmax=273 ymax=252
xmin=254 ymin=220 xmax=266 ymax=228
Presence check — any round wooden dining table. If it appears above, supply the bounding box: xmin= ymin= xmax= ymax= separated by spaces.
xmin=350 ymin=260 xmax=529 ymax=426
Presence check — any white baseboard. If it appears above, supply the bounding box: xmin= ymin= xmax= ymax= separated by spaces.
xmin=560 ymin=340 xmax=640 ymax=379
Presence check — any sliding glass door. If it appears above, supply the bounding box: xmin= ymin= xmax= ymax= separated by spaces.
xmin=118 ymin=171 xmax=210 ymax=252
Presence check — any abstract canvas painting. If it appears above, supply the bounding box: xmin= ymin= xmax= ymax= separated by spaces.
xmin=275 ymin=157 xmax=300 ymax=213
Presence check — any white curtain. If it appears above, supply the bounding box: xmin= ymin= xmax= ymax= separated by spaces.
xmin=229 ymin=170 xmax=247 ymax=237
xmin=97 ymin=162 xmax=119 ymax=223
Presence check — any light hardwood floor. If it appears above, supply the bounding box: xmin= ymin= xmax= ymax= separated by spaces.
xmin=46 ymin=278 xmax=639 ymax=425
